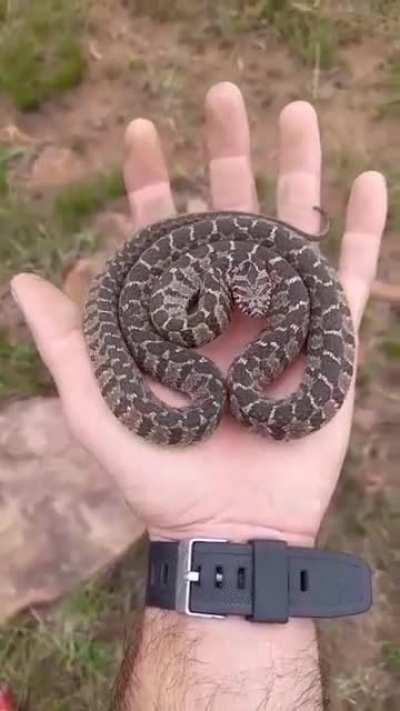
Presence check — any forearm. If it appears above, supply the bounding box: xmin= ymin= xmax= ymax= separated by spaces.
xmin=115 ymin=608 xmax=322 ymax=711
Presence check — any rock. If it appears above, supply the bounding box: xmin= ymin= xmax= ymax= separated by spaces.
xmin=0 ymin=124 xmax=36 ymax=145
xmin=0 ymin=398 xmax=144 ymax=622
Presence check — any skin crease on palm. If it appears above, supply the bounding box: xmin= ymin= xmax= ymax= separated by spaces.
xmin=11 ymin=82 xmax=387 ymax=548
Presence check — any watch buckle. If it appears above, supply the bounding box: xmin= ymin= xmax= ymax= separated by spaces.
xmin=175 ymin=538 xmax=228 ymax=619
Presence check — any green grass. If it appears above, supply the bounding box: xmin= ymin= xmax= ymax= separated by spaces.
xmin=0 ymin=154 xmax=125 ymax=283
xmin=128 ymin=0 xmax=400 ymax=69
xmin=129 ymin=0 xmax=339 ymax=68
xmin=0 ymin=595 xmax=117 ymax=710
xmin=0 ymin=332 xmax=49 ymax=400
xmin=382 ymin=643 xmax=400 ymax=672
xmin=218 ymin=1 xmax=340 ymax=69
xmin=0 ymin=539 xmax=147 ymax=711
xmin=0 ymin=0 xmax=87 ymax=111
xmin=0 ymin=146 xmax=28 ymax=195
xmin=54 ymin=168 xmax=125 ymax=232
xmin=381 ymin=338 xmax=400 ymax=359
xmin=247 ymin=0 xmax=338 ymax=69
xmin=0 ymin=154 xmax=126 ymax=398
xmin=0 ymin=190 xmax=99 ymax=283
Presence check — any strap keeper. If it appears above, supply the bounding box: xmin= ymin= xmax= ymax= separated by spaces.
xmin=249 ymin=539 xmax=289 ymax=623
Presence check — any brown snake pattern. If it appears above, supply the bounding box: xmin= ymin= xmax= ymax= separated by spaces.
xmin=83 ymin=212 xmax=355 ymax=446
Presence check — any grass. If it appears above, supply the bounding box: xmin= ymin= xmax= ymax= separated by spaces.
xmin=54 ymin=168 xmax=125 ymax=232
xmin=0 ymin=539 xmax=147 ymax=711
xmin=128 ymin=0 xmax=192 ymax=22
xmin=129 ymin=0 xmax=339 ymax=68
xmin=0 ymin=146 xmax=25 ymax=195
xmin=0 ymin=190 xmax=99 ymax=283
xmin=0 ymin=545 xmax=142 ymax=708
xmin=382 ymin=643 xmax=400 ymax=672
xmin=244 ymin=0 xmax=339 ymax=69
xmin=383 ymin=166 xmax=400 ymax=231
xmin=0 ymin=332 xmax=49 ymax=400
xmin=333 ymin=666 xmax=393 ymax=709
xmin=0 ymin=154 xmax=124 ymax=283
xmin=378 ymin=53 xmax=400 ymax=117
xmin=331 ymin=147 xmax=372 ymax=186
xmin=255 ymin=172 xmax=276 ymax=212
xmin=129 ymin=0 xmax=400 ymax=70
xmin=0 ymin=0 xmax=87 ymax=111
xmin=381 ymin=338 xmax=400 ymax=359
xmin=322 ymin=462 xmax=399 ymax=709
xmin=0 ymin=153 xmax=126 ymax=399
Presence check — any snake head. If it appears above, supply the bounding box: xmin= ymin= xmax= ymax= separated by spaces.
xmin=231 ymin=261 xmax=272 ymax=318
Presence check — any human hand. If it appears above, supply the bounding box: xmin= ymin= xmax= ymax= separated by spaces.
xmin=11 ymin=82 xmax=387 ymax=547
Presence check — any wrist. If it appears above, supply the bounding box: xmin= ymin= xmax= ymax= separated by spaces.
xmin=147 ymin=523 xmax=316 ymax=547
xmin=130 ymin=607 xmax=322 ymax=710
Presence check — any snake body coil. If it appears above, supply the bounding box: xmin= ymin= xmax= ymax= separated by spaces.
xmin=83 ymin=212 xmax=355 ymax=445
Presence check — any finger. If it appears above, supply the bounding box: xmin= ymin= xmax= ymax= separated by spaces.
xmin=339 ymin=171 xmax=387 ymax=330
xmin=206 ymin=82 xmax=258 ymax=212
xmin=10 ymin=273 xmax=117 ymax=423
xmin=124 ymin=119 xmax=176 ymax=228
xmin=278 ymin=101 xmax=321 ymax=233
xmin=10 ymin=274 xmax=152 ymax=464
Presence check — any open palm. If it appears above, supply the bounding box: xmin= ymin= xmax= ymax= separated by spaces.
xmin=11 ymin=83 xmax=387 ymax=547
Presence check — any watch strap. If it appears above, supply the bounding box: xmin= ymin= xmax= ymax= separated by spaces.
xmin=146 ymin=539 xmax=372 ymax=622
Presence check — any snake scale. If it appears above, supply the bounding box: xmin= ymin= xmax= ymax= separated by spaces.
xmin=83 ymin=212 xmax=355 ymax=446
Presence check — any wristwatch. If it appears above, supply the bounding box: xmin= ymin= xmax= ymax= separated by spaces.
xmin=146 ymin=538 xmax=372 ymax=622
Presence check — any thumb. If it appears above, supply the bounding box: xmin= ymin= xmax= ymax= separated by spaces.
xmin=10 ymin=273 xmax=160 ymax=514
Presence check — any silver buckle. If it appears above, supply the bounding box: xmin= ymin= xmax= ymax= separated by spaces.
xmin=175 ymin=538 xmax=228 ymax=619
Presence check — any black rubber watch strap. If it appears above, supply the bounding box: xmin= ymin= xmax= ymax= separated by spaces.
xmin=146 ymin=539 xmax=372 ymax=622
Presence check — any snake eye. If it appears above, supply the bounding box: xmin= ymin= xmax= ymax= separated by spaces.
xmin=187 ymin=290 xmax=200 ymax=315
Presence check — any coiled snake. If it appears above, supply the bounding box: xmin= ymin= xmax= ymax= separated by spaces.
xmin=83 ymin=212 xmax=355 ymax=446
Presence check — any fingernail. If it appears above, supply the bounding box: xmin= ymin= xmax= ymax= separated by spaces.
xmin=10 ymin=280 xmax=21 ymax=309
xmin=10 ymin=273 xmax=41 ymax=310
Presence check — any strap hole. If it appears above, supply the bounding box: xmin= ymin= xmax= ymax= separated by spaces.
xmin=237 ymin=567 xmax=246 ymax=589
xmin=215 ymin=565 xmax=224 ymax=588
xmin=300 ymin=570 xmax=309 ymax=592
xmin=150 ymin=563 xmax=156 ymax=586
xmin=161 ymin=563 xmax=169 ymax=585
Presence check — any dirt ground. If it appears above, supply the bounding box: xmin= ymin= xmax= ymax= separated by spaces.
xmin=0 ymin=1 xmax=399 ymax=709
